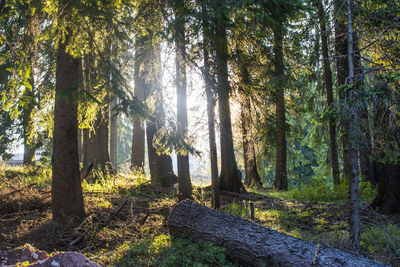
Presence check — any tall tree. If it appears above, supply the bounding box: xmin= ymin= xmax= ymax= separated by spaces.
xmin=213 ymin=0 xmax=243 ymax=193
xmin=237 ymin=51 xmax=262 ymax=188
xmin=174 ymin=0 xmax=192 ymax=200
xmin=52 ymin=0 xmax=85 ymax=223
xmin=273 ymin=20 xmax=288 ymax=191
xmin=202 ymin=0 xmax=220 ymax=208
xmin=316 ymin=0 xmax=340 ymax=186
xmin=22 ymin=4 xmax=40 ymax=164
xmin=346 ymin=0 xmax=360 ymax=251
xmin=131 ymin=34 xmax=147 ymax=173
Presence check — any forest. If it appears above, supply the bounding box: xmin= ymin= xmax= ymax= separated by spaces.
xmin=0 ymin=0 xmax=400 ymax=266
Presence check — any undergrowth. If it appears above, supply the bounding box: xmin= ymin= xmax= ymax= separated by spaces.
xmin=115 ymin=235 xmax=233 ymax=266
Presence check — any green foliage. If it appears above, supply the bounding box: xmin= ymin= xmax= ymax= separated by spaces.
xmin=361 ymin=224 xmax=400 ymax=256
xmin=223 ymin=201 xmax=250 ymax=219
xmin=287 ymin=178 xmax=376 ymax=203
xmin=116 ymin=234 xmax=232 ymax=267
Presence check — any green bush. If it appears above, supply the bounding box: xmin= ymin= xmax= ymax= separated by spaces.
xmin=223 ymin=201 xmax=250 ymax=219
xmin=116 ymin=234 xmax=232 ymax=267
xmin=287 ymin=177 xmax=376 ymax=203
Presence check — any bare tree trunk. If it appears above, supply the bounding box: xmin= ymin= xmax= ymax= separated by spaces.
xmin=213 ymin=0 xmax=242 ymax=193
xmin=174 ymin=0 xmax=192 ymax=200
xmin=85 ymin=109 xmax=110 ymax=170
xmin=236 ymin=56 xmax=262 ymax=188
xmin=110 ymin=98 xmax=118 ymax=169
xmin=202 ymin=0 xmax=220 ymax=208
xmin=317 ymin=0 xmax=340 ymax=186
xmin=131 ymin=35 xmax=147 ymax=173
xmin=52 ymin=0 xmax=84 ymax=223
xmin=23 ymin=8 xmax=40 ymax=165
xmin=168 ymin=201 xmax=384 ymax=267
xmin=347 ymin=0 xmax=360 ymax=251
xmin=334 ymin=0 xmax=351 ymax=181
xmin=273 ymin=22 xmax=287 ymax=191
xmin=240 ymin=95 xmax=262 ymax=189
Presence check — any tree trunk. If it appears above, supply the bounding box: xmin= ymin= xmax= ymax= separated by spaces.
xmin=334 ymin=0 xmax=351 ymax=181
xmin=213 ymin=0 xmax=242 ymax=193
xmin=174 ymin=0 xmax=192 ymax=201
xmin=371 ymin=101 xmax=400 ymax=214
xmin=353 ymin=33 xmax=375 ymax=184
xmin=85 ymin=109 xmax=110 ymax=170
xmin=273 ymin=22 xmax=287 ymax=191
xmin=52 ymin=1 xmax=85 ymax=223
xmin=109 ymin=42 xmax=119 ymax=170
xmin=146 ymin=120 xmax=177 ymax=187
xmin=110 ymin=98 xmax=118 ymax=169
xmin=22 ymin=8 xmax=40 ymax=165
xmin=202 ymin=0 xmax=220 ymax=209
xmin=131 ymin=35 xmax=147 ymax=173
xmin=168 ymin=200 xmax=384 ymax=267
xmin=317 ymin=0 xmax=340 ymax=186
xmin=237 ymin=57 xmax=261 ymax=188
xmin=346 ymin=0 xmax=360 ymax=251
xmin=240 ymin=95 xmax=262 ymax=189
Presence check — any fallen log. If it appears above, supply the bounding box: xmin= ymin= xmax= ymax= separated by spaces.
xmin=168 ymin=200 xmax=385 ymax=267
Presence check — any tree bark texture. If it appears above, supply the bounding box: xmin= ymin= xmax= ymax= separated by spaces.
xmin=371 ymin=102 xmax=400 ymax=214
xmin=110 ymin=98 xmax=118 ymax=169
xmin=214 ymin=0 xmax=242 ymax=193
xmin=202 ymin=0 xmax=220 ymax=209
xmin=84 ymin=108 xmax=110 ymax=170
xmin=52 ymin=2 xmax=85 ymax=223
xmin=317 ymin=0 xmax=340 ymax=186
xmin=334 ymin=0 xmax=352 ymax=181
xmin=168 ymin=200 xmax=384 ymax=267
xmin=22 ymin=8 xmax=40 ymax=164
xmin=273 ymin=22 xmax=287 ymax=191
xmin=131 ymin=35 xmax=147 ymax=173
xmin=346 ymin=0 xmax=360 ymax=251
xmin=146 ymin=121 xmax=177 ymax=187
xmin=174 ymin=0 xmax=192 ymax=200
xmin=237 ymin=59 xmax=261 ymax=188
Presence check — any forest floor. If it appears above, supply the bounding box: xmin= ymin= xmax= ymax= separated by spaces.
xmin=1 ymin=164 xmax=400 ymax=266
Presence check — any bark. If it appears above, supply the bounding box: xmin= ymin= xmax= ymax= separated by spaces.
xmin=202 ymin=0 xmax=220 ymax=209
xmin=131 ymin=35 xmax=147 ymax=173
xmin=353 ymin=34 xmax=375 ymax=184
xmin=273 ymin=22 xmax=287 ymax=191
xmin=346 ymin=0 xmax=360 ymax=251
xmin=22 ymin=8 xmax=40 ymax=164
xmin=371 ymin=102 xmax=400 ymax=214
xmin=84 ymin=108 xmax=110 ymax=170
xmin=237 ymin=57 xmax=261 ymax=188
xmin=168 ymin=200 xmax=384 ymax=267
xmin=334 ymin=0 xmax=352 ymax=181
xmin=109 ymin=42 xmax=119 ymax=169
xmin=317 ymin=0 xmax=340 ymax=186
xmin=213 ymin=0 xmax=242 ymax=193
xmin=110 ymin=98 xmax=118 ymax=169
xmin=146 ymin=120 xmax=177 ymax=187
xmin=174 ymin=0 xmax=192 ymax=201
xmin=52 ymin=1 xmax=85 ymax=223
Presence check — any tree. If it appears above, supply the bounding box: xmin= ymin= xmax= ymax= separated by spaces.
xmin=213 ymin=0 xmax=243 ymax=193
xmin=316 ymin=0 xmax=340 ymax=186
xmin=174 ymin=0 xmax=192 ymax=200
xmin=346 ymin=0 xmax=360 ymax=251
xmin=201 ymin=0 xmax=220 ymax=208
xmin=273 ymin=20 xmax=288 ymax=191
xmin=131 ymin=34 xmax=147 ymax=173
xmin=52 ymin=0 xmax=85 ymax=223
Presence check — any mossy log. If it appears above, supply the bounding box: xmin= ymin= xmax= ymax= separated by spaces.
xmin=168 ymin=200 xmax=385 ymax=267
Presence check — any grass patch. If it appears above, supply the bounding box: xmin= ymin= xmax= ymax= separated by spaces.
xmin=115 ymin=234 xmax=233 ymax=267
